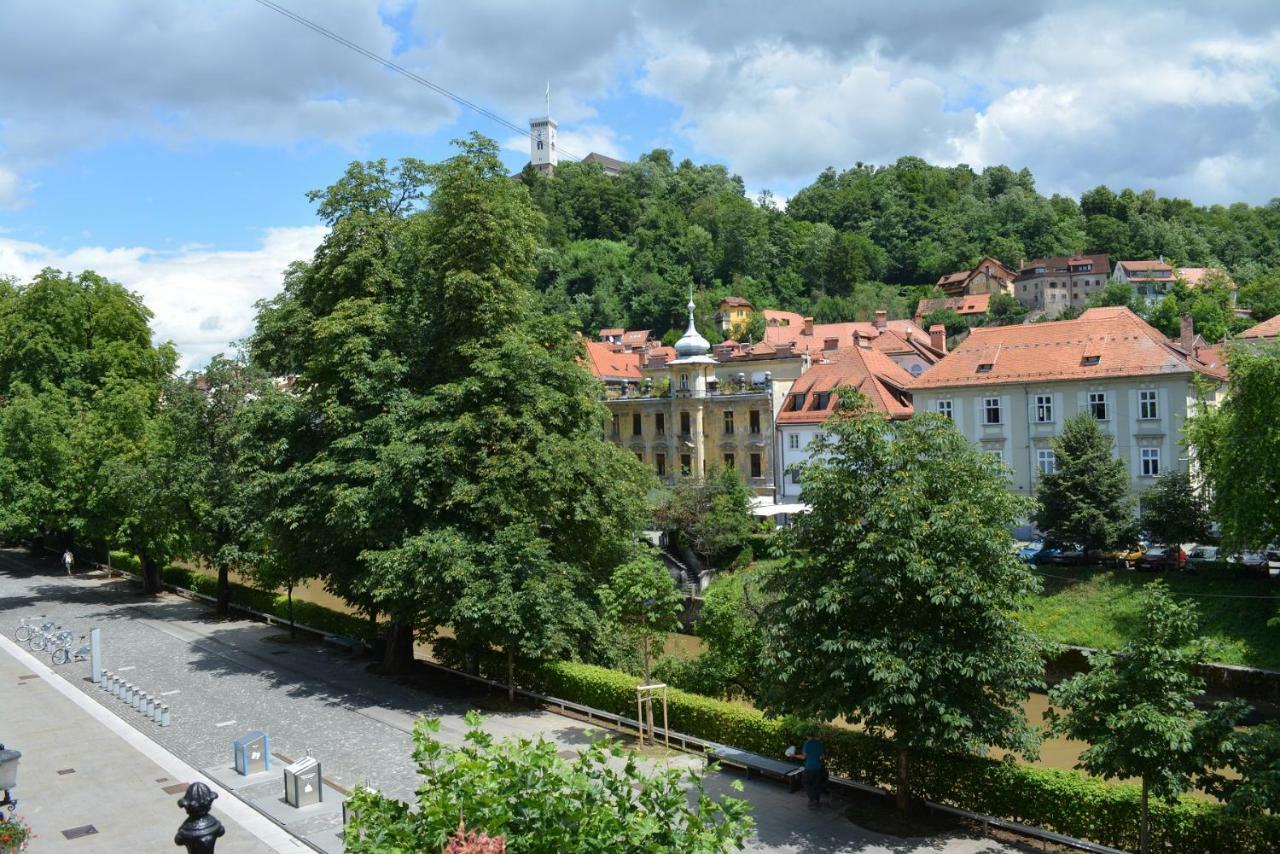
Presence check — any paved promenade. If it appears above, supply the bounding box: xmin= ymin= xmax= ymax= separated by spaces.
xmin=0 ymin=549 xmax=1016 ymax=853
xmin=0 ymin=634 xmax=298 ymax=853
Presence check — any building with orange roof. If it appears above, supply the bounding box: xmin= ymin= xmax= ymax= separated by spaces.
xmin=775 ymin=344 xmax=915 ymax=500
xmin=762 ymin=308 xmax=944 ymax=375
xmin=1237 ymin=313 xmax=1280 ymax=345
xmin=1014 ymin=254 xmax=1111 ymax=318
xmin=908 ymin=306 xmax=1226 ymax=500
xmin=714 ymin=296 xmax=755 ymax=336
xmin=593 ymin=301 xmax=810 ymax=495
xmin=914 ymin=293 xmax=992 ymax=323
xmin=934 ymin=256 xmax=1016 ymax=298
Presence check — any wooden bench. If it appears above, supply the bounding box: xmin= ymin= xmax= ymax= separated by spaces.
xmin=705 ymin=746 xmax=803 ymax=793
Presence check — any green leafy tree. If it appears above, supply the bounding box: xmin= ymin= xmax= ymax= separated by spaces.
xmin=1087 ymin=280 xmax=1140 ymax=311
xmin=655 ymin=466 xmax=753 ymax=572
xmin=983 ymin=292 xmax=1028 ymax=326
xmin=1237 ymin=269 xmax=1280 ymax=321
xmin=168 ymin=355 xmax=276 ymax=615
xmin=760 ymin=399 xmax=1044 ymax=812
xmin=597 ymin=552 xmax=682 ymax=683
xmin=1046 ymin=583 xmax=1247 ymax=853
xmin=1187 ymin=344 xmax=1280 ymax=555
xmin=658 ymin=568 xmax=767 ymax=700
xmin=920 ymin=306 xmax=968 ymax=338
xmin=344 ymin=713 xmax=754 ymax=853
xmin=1140 ymin=470 xmax=1211 ymax=548
xmin=247 ymin=137 xmax=651 ymax=675
xmin=1215 ymin=721 xmax=1280 ymax=814
xmin=1035 ymin=414 xmax=1138 ymax=550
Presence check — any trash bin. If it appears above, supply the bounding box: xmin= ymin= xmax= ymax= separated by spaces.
xmin=283 ymin=756 xmax=323 ymax=808
xmin=233 ymin=731 xmax=270 ymax=776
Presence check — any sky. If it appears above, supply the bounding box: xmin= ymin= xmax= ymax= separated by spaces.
xmin=1 ymin=0 xmax=1278 ymax=369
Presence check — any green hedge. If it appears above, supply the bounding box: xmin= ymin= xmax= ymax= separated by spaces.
xmin=434 ymin=638 xmax=1280 ymax=853
xmin=110 ymin=552 xmax=372 ymax=640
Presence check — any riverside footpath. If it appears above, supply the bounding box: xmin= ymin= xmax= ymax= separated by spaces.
xmin=0 ymin=549 xmax=1016 ymax=853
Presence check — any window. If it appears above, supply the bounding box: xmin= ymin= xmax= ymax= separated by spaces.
xmin=1088 ymin=391 xmax=1107 ymax=421
xmin=1034 ymin=394 xmax=1053 ymax=423
xmin=680 ymin=454 xmax=692 ymax=475
xmin=987 ymin=449 xmax=1005 ymax=465
xmin=610 ymin=414 xmax=619 ymax=437
xmin=723 ymin=453 xmax=735 ymax=470
xmin=655 ymin=412 xmax=665 ymax=435
xmin=1139 ymin=389 xmax=1159 ymax=420
xmin=679 ymin=373 xmax=689 ymax=391
xmin=976 ymin=363 xmax=993 ymax=374
xmin=1082 ymin=355 xmax=1100 ymax=366
xmin=635 ymin=451 xmax=643 ymax=462
xmin=632 ymin=413 xmax=642 ymax=436
xmin=723 ymin=410 xmax=734 ymax=434
xmin=788 ymin=433 xmax=800 ymax=450
xmin=790 ymin=392 xmax=806 ymax=411
xmin=680 ymin=411 xmax=691 ymax=435
xmin=750 ymin=453 xmax=762 ymax=478
xmin=1037 ymin=448 xmax=1056 ymax=475
xmin=984 ymin=397 xmax=1002 ymax=425
xmin=936 ymin=399 xmax=953 ymax=420
xmin=749 ymin=410 xmax=761 ymax=434
xmin=1141 ymin=447 xmax=1161 ymax=477
xmin=791 ymin=469 xmax=802 ymax=485
xmin=655 ymin=453 xmax=666 ymax=477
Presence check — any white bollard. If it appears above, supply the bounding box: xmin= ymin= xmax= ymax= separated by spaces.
xmin=160 ymin=704 xmax=171 ymax=727
xmin=116 ymin=681 xmax=126 ymax=700
xmin=145 ymin=696 xmax=155 ymax=717
xmin=125 ymin=684 xmax=135 ymax=704
xmin=135 ymin=691 xmax=145 ymax=711
xmin=150 ymin=701 xmax=162 ymax=723
xmin=102 ymin=671 xmax=114 ymax=690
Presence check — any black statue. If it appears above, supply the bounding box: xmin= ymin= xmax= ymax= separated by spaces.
xmin=174 ymin=782 xmax=225 ymax=853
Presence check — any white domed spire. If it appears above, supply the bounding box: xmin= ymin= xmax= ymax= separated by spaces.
xmin=674 ymin=294 xmax=710 ymax=358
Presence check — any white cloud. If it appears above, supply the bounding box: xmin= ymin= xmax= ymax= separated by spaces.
xmin=0 ymin=226 xmax=325 ymax=371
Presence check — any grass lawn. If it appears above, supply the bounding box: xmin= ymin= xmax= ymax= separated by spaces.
xmin=1020 ymin=565 xmax=1280 ymax=670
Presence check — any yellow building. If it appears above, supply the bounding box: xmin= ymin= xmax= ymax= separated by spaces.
xmin=597 ymin=299 xmax=806 ymax=495
xmin=714 ymin=296 xmax=755 ymax=337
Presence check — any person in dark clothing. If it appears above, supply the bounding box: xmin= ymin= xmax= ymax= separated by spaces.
xmin=800 ymin=729 xmax=826 ymax=808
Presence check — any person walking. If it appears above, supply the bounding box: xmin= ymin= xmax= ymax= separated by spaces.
xmin=800 ymin=728 xmax=826 ymax=809
xmin=62 ymin=548 xmax=74 ymax=576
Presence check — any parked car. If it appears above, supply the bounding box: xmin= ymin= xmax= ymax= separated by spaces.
xmin=1091 ymin=543 xmax=1146 ymax=569
xmin=1034 ymin=544 xmax=1084 ymax=566
xmin=1136 ymin=545 xmax=1187 ymax=572
xmin=1187 ymin=545 xmax=1220 ymax=567
xmin=1233 ymin=551 xmax=1271 ymax=571
xmin=1017 ymin=541 xmax=1044 ymax=563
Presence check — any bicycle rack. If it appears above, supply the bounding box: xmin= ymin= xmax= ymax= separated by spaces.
xmin=100 ymin=672 xmax=169 ymax=726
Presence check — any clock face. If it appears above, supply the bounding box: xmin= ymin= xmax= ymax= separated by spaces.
xmin=535 ymin=130 xmax=543 ymax=140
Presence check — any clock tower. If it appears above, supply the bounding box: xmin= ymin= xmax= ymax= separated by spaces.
xmin=530 ymin=84 xmax=558 ymax=174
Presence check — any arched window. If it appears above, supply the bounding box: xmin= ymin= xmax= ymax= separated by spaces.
xmin=536 ymin=140 xmax=543 ymax=150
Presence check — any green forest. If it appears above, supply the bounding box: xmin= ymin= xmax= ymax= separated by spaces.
xmin=520 ymin=152 xmax=1280 ymax=344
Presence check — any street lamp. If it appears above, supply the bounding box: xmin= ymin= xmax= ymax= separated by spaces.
xmin=0 ymin=743 xmax=20 ymax=811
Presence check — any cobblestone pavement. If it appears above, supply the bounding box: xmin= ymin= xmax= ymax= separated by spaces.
xmin=0 ymin=549 xmax=1018 ymax=853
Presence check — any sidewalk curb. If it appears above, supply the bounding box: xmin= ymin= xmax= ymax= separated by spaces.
xmin=0 ymin=634 xmax=309 ymax=853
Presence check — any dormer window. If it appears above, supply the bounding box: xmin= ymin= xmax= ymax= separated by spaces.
xmin=1082 ymin=355 xmax=1101 ymax=366
xmin=976 ymin=363 xmax=994 ymax=374
xmin=814 ymin=392 xmax=832 ymax=410
xmin=790 ymin=392 xmax=806 ymax=411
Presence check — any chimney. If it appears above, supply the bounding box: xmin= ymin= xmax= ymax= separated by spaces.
xmin=823 ymin=336 xmax=839 ymax=352
xmin=929 ymin=324 xmax=947 ymax=354
xmin=873 ymin=309 xmax=887 ymax=330
xmin=802 ymin=316 xmax=814 ymax=336
xmin=1180 ymin=314 xmax=1194 ymax=354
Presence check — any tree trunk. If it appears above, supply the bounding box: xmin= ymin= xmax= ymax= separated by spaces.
xmin=895 ymin=749 xmax=911 ymax=814
xmin=507 ymin=647 xmax=516 ymax=704
xmin=1140 ymin=777 xmax=1150 ymax=854
xmin=215 ymin=563 xmax=231 ymax=617
xmin=642 ymin=634 xmax=651 ymax=685
xmin=286 ymin=583 xmax=295 ymax=639
xmin=141 ymin=553 xmax=162 ymax=595
xmin=382 ymin=621 xmax=415 ymax=674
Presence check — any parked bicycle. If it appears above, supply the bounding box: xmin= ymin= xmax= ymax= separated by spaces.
xmin=28 ymin=624 xmax=72 ymax=652
xmin=50 ymin=635 xmax=89 ymax=667
xmin=13 ymin=615 xmax=48 ymax=643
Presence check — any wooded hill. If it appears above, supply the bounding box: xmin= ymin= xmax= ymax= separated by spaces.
xmin=518 ymin=152 xmax=1280 ymax=343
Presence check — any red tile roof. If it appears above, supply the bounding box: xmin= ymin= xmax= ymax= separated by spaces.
xmin=1238 ymin=313 xmax=1280 ymax=340
xmin=915 ymin=293 xmax=992 ymax=318
xmin=583 ymin=341 xmax=643 ymax=381
xmin=1017 ymin=254 xmax=1111 ymax=280
xmin=1118 ymin=259 xmax=1173 ymax=274
xmin=907 ymin=306 xmax=1226 ymax=389
xmin=719 ymin=296 xmax=754 ymax=308
xmin=763 ymin=309 xmax=939 ymax=356
xmin=599 ymin=327 xmax=624 ymax=337
xmin=777 ymin=346 xmax=915 ymax=424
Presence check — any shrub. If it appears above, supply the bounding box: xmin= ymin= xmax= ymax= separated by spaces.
xmin=432 ymin=638 xmax=1280 ymax=852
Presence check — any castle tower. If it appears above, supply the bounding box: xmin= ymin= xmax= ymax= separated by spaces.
xmin=530 ymin=84 xmax=558 ymax=175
